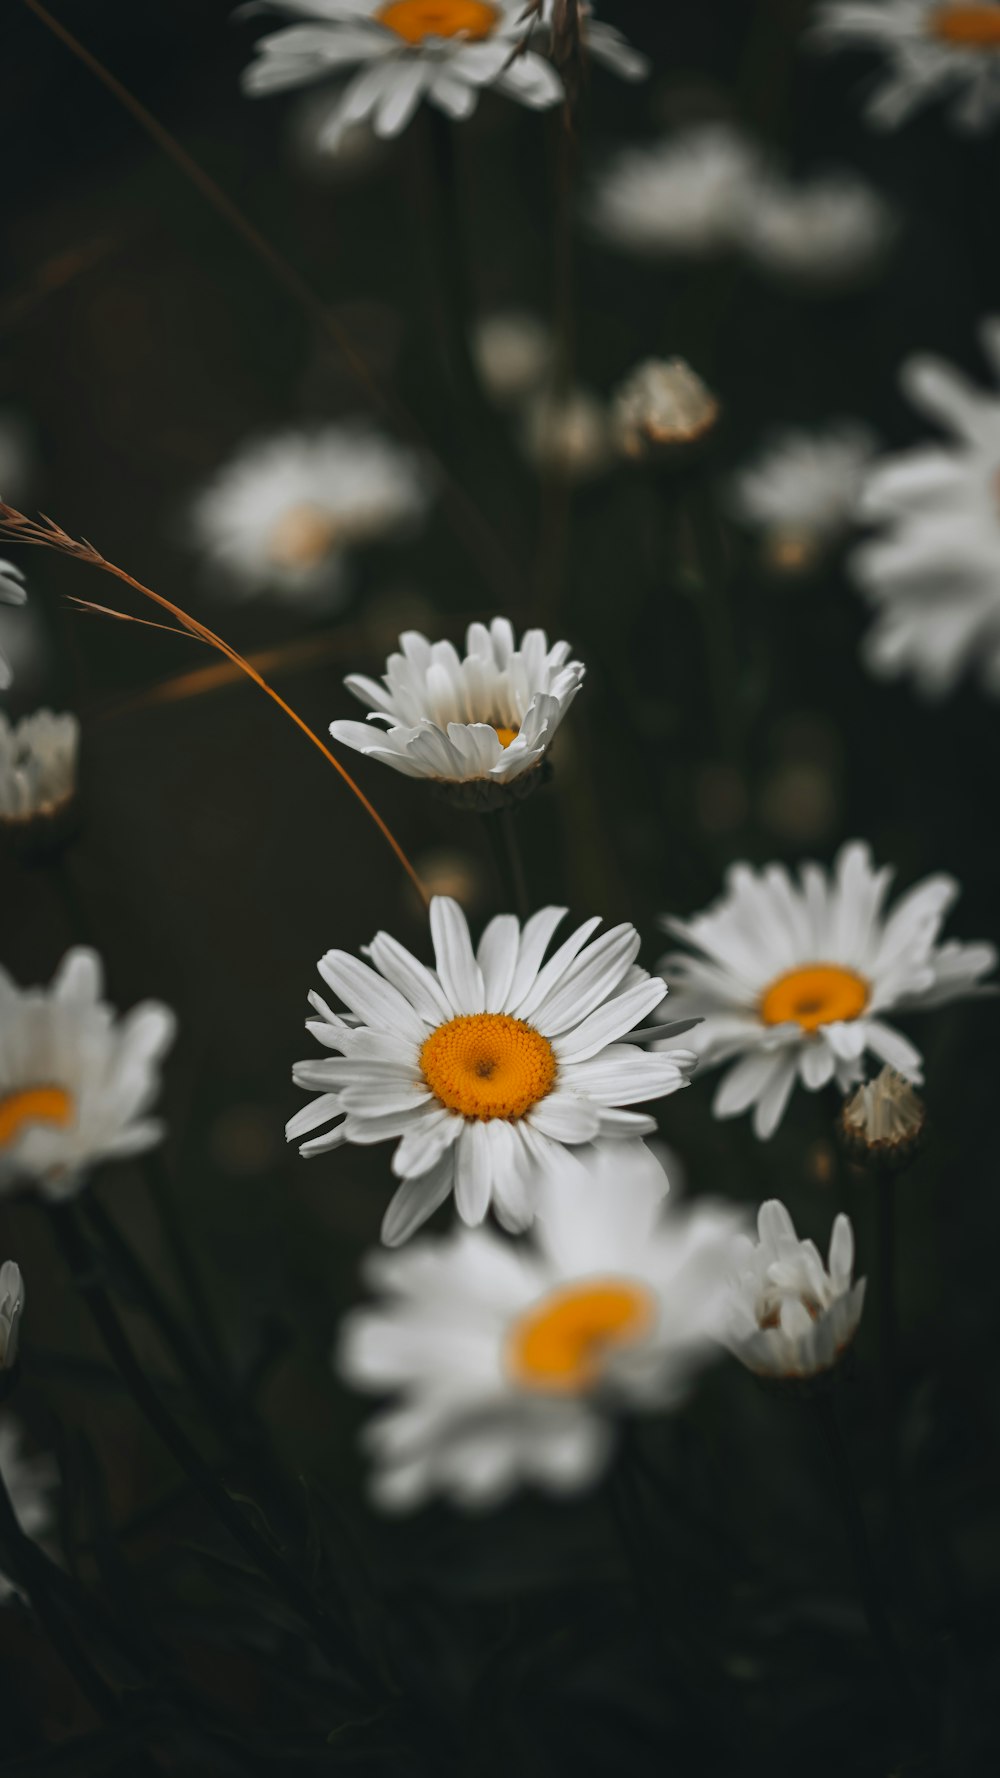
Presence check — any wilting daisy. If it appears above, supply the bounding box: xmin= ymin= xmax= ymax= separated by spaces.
xmin=0 ymin=949 xmax=176 ymax=1201
xmin=730 ymin=423 xmax=877 ymax=574
xmin=190 ymin=425 xmax=427 ymax=606
xmin=0 ymin=1419 xmax=56 ymax=1600
xmin=288 ymin=896 xmax=696 ymax=1244
xmin=471 ymin=311 xmax=553 ymax=407
xmin=727 ymin=1201 xmax=865 ymax=1381
xmin=658 ymin=841 xmax=994 ymax=1139
xmin=612 ymin=358 xmax=719 ymax=458
xmin=839 ymin=1065 xmax=926 ymax=1167
xmin=812 ymin=1 xmax=1000 ymax=132
xmin=0 ymin=1262 xmax=24 ymax=1372
xmin=589 ymin=123 xmax=764 ymax=258
xmin=0 ymin=560 xmax=27 ymax=692
xmin=851 ymin=320 xmax=1000 ymax=695
xmin=740 ymin=172 xmax=892 ymax=287
xmin=0 ymin=711 xmax=79 ymax=829
xmin=239 ymin=0 xmax=563 ymax=152
xmin=331 ymin=618 xmax=584 ymax=802
xmin=338 ymin=1143 xmax=742 ymax=1508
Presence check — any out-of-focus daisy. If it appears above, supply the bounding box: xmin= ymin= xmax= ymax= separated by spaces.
xmin=851 ymin=320 xmax=1000 ymax=695
xmin=0 ymin=561 xmax=27 ymax=692
xmin=839 ymin=1065 xmax=926 ymax=1167
xmin=612 ymin=358 xmax=719 ymax=458
xmin=190 ymin=425 xmax=428 ymax=606
xmin=288 ymin=895 xmax=696 ymax=1244
xmin=239 ymin=0 xmax=563 ymax=153
xmin=338 ymin=1143 xmax=742 ymax=1508
xmin=740 ymin=172 xmax=892 ymax=286
xmin=471 ymin=311 xmax=553 ymax=407
xmin=727 ymin=1201 xmax=865 ymax=1381
xmin=730 ymin=423 xmax=877 ymax=574
xmin=0 ymin=949 xmax=176 ymax=1201
xmin=0 ymin=1262 xmax=24 ymax=1372
xmin=331 ymin=618 xmax=584 ymax=802
xmin=0 ymin=711 xmax=79 ymax=830
xmin=0 ymin=1419 xmax=56 ymax=1600
xmin=813 ymin=1 xmax=1000 ymax=133
xmin=589 ymin=123 xmax=763 ymax=258
xmin=658 ymin=841 xmax=994 ymax=1139
xmin=521 ymin=387 xmax=612 ymax=481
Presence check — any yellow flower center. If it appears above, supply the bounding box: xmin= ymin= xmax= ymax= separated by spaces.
xmin=928 ymin=5 xmax=1000 ymax=45
xmin=493 ymin=725 xmax=519 ymax=748
xmin=376 ymin=0 xmax=500 ymax=44
xmin=0 ymin=1086 xmax=75 ymax=1149
xmin=759 ymin=964 xmax=869 ymax=1032
xmin=267 ymin=503 xmax=339 ymax=569
xmin=419 ymin=1012 xmax=557 ymax=1120
xmin=507 ymin=1279 xmax=657 ymax=1393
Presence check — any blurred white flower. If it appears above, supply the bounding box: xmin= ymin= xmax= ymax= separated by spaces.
xmin=338 ymin=1143 xmax=742 ymax=1508
xmin=522 ymin=387 xmax=612 ymax=480
xmin=0 ymin=1419 xmax=56 ymax=1600
xmin=740 ymin=172 xmax=892 ymax=286
xmin=0 ymin=711 xmax=79 ymax=827
xmin=727 ymin=1201 xmax=865 ymax=1380
xmin=288 ymin=895 xmax=696 ymax=1244
xmin=0 ymin=1262 xmax=24 ymax=1371
xmin=731 ymin=422 xmax=878 ymax=573
xmin=612 ymin=358 xmax=719 ymax=457
xmin=589 ymin=123 xmax=763 ymax=258
xmin=658 ymin=841 xmax=995 ymax=1139
xmin=536 ymin=0 xmax=650 ymax=82
xmin=813 ymin=0 xmax=1000 ymax=133
xmin=331 ymin=617 xmax=584 ymax=794
xmin=851 ymin=319 xmax=1000 ymax=695
xmin=0 ymin=949 xmax=176 ymax=1201
xmin=840 ymin=1065 xmax=926 ymax=1163
xmin=471 ymin=311 xmax=553 ymax=406
xmin=190 ymin=425 xmax=428 ymax=606
xmin=240 ymin=0 xmax=563 ymax=153
xmin=0 ymin=561 xmax=27 ymax=692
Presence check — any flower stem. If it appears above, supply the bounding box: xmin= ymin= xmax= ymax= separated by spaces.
xmin=482 ymin=808 xmax=530 ymax=920
xmin=876 ymin=1166 xmax=904 ymax=1560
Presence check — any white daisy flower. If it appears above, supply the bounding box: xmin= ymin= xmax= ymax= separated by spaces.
xmin=0 ymin=560 xmax=27 ymax=692
xmin=727 ymin=1200 xmax=866 ymax=1381
xmin=471 ymin=311 xmax=553 ymax=406
xmin=812 ymin=1 xmax=1000 ymax=133
xmin=239 ymin=0 xmax=563 ymax=153
xmin=658 ymin=841 xmax=995 ymax=1140
xmin=730 ymin=422 xmax=878 ymax=574
xmin=612 ymin=358 xmax=719 ymax=458
xmin=338 ymin=1142 xmax=742 ymax=1509
xmin=0 ymin=949 xmax=176 ymax=1201
xmin=0 ymin=1419 xmax=56 ymax=1601
xmin=0 ymin=711 xmax=79 ymax=829
xmin=190 ymin=424 xmax=428 ymax=606
xmin=851 ymin=319 xmax=1000 ymax=696
xmin=288 ymin=895 xmax=697 ymax=1245
xmin=0 ymin=1262 xmax=25 ymax=1371
xmin=740 ymin=171 xmax=892 ymax=286
xmin=330 ymin=617 xmax=584 ymax=800
xmin=589 ymin=122 xmax=764 ymax=258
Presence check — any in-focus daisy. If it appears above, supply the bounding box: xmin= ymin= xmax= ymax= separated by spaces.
xmin=288 ymin=895 xmax=697 ymax=1244
xmin=813 ymin=1 xmax=1000 ymax=133
xmin=0 ymin=1262 xmax=24 ymax=1372
xmin=471 ymin=311 xmax=553 ymax=407
xmin=727 ymin=1201 xmax=865 ymax=1381
xmin=589 ymin=123 xmax=763 ymax=259
xmin=658 ymin=841 xmax=995 ymax=1139
xmin=0 ymin=1419 xmax=56 ymax=1600
xmin=851 ymin=319 xmax=1000 ymax=695
xmin=190 ymin=425 xmax=428 ymax=606
xmin=730 ymin=422 xmax=877 ymax=574
xmin=740 ymin=172 xmax=892 ymax=287
xmin=0 ymin=711 xmax=79 ymax=830
xmin=239 ymin=0 xmax=563 ymax=153
xmin=338 ymin=1143 xmax=742 ymax=1508
xmin=0 ymin=949 xmax=176 ymax=1201
xmin=0 ymin=560 xmax=27 ymax=692
xmin=331 ymin=618 xmax=584 ymax=804
xmin=612 ymin=358 xmax=719 ymax=458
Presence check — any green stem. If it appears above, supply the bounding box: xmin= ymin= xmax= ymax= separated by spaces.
xmin=876 ymin=1167 xmax=904 ymax=1557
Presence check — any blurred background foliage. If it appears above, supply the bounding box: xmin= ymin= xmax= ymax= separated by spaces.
xmin=1 ymin=1 xmax=999 ymax=1772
